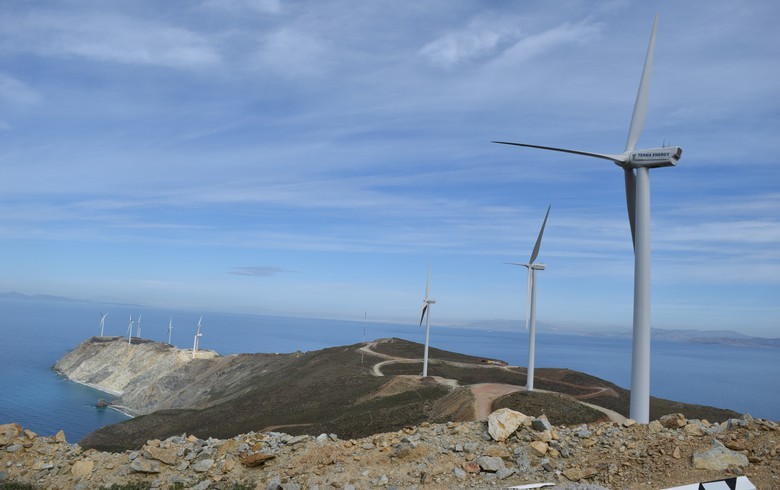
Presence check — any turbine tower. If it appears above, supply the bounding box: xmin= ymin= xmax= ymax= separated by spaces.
xmin=506 ymin=205 xmax=551 ymax=392
xmin=136 ymin=315 xmax=142 ymax=339
xmin=99 ymin=311 xmax=108 ymax=337
xmin=192 ymin=316 xmax=203 ymax=359
xmin=493 ymin=15 xmax=680 ymax=423
xmin=127 ymin=315 xmax=134 ymax=345
xmin=419 ymin=266 xmax=436 ymax=377
xmin=167 ymin=317 xmax=173 ymax=345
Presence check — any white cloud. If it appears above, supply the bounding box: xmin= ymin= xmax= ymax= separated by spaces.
xmin=203 ymin=0 xmax=282 ymax=14
xmin=2 ymin=11 xmax=220 ymax=69
xmin=498 ymin=19 xmax=602 ymax=65
xmin=0 ymin=73 xmax=41 ymax=104
xmin=255 ymin=28 xmax=330 ymax=77
xmin=419 ymin=15 xmax=523 ymax=68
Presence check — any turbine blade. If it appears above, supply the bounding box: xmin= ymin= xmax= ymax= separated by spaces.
xmin=525 ymin=271 xmax=533 ymax=332
xmin=529 ymin=205 xmax=551 ymax=264
xmin=625 ymin=14 xmax=658 ymax=152
xmin=420 ymin=304 xmax=428 ymax=326
xmin=624 ymin=167 xmax=637 ymax=248
xmin=493 ymin=141 xmax=626 ymax=164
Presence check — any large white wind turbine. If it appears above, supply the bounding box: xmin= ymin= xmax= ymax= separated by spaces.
xmin=192 ymin=316 xmax=203 ymax=359
xmin=494 ymin=15 xmax=681 ymax=423
xmin=419 ymin=267 xmax=436 ymax=377
xmin=506 ymin=205 xmax=551 ymax=392
xmin=167 ymin=318 xmax=173 ymax=345
xmin=99 ymin=312 xmax=108 ymax=337
xmin=127 ymin=315 xmax=134 ymax=345
xmin=136 ymin=315 xmax=142 ymax=339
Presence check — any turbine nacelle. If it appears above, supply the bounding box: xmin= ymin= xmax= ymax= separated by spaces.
xmin=627 ymin=146 xmax=682 ymax=168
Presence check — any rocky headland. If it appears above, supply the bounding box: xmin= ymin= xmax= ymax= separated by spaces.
xmin=3 ymin=336 xmax=773 ymax=488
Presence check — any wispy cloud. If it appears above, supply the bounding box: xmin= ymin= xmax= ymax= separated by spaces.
xmin=0 ymin=73 xmax=41 ymax=104
xmin=2 ymin=11 xmax=220 ymax=69
xmin=230 ymin=266 xmax=294 ymax=277
xmin=419 ymin=15 xmax=523 ymax=68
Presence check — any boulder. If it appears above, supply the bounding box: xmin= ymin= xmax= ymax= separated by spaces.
xmin=0 ymin=424 xmax=22 ymax=447
xmin=488 ymin=408 xmax=528 ymax=442
xmin=71 ymin=460 xmax=94 ymax=479
xmin=693 ymin=440 xmax=749 ymax=470
xmin=530 ymin=440 xmax=549 ymax=456
xmin=129 ymin=458 xmax=161 ymax=474
xmin=659 ymin=413 xmax=686 ymax=429
xmin=143 ymin=445 xmax=178 ymax=465
xmin=532 ymin=415 xmax=553 ymax=432
xmin=563 ymin=466 xmax=598 ymax=481
xmin=241 ymin=453 xmax=275 ymax=467
xmin=476 ymin=455 xmax=504 ymax=472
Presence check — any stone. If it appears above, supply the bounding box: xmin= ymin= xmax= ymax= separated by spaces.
xmin=530 ymin=440 xmax=549 ymax=456
xmin=241 ymin=453 xmax=275 ymax=467
xmin=563 ymin=466 xmax=598 ymax=481
xmin=4 ymin=444 xmax=21 ymax=453
xmin=488 ymin=408 xmax=528 ymax=442
xmin=453 ymin=467 xmax=467 ymax=480
xmin=693 ymin=441 xmax=749 ymax=470
xmin=190 ymin=481 xmax=210 ymax=490
xmin=647 ymin=420 xmax=663 ymax=433
xmin=130 ymin=458 xmax=161 ymax=474
xmin=71 ymin=460 xmax=94 ymax=479
xmin=672 ymin=446 xmax=681 ymax=459
xmin=0 ymin=423 xmax=22 ymax=447
xmin=482 ymin=445 xmax=511 ymax=458
xmin=532 ymin=415 xmax=553 ymax=432
xmin=476 ymin=455 xmax=504 ymax=473
xmin=54 ymin=430 xmax=67 ymax=444
xmin=315 ymin=434 xmax=329 ymax=446
xmin=659 ymin=413 xmax=687 ymax=429
xmin=22 ymin=429 xmax=37 ymax=440
xmin=534 ymin=430 xmax=552 ymax=443
xmin=496 ymin=467 xmax=515 ymax=480
xmin=462 ymin=461 xmax=480 ymax=473
xmin=144 ymin=445 xmax=178 ymax=465
xmin=192 ymin=458 xmax=214 ymax=472
xmin=684 ymin=422 xmax=706 ymax=437
xmin=622 ymin=419 xmax=637 ymax=427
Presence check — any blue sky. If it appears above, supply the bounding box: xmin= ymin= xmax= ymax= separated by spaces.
xmin=0 ymin=0 xmax=777 ymax=336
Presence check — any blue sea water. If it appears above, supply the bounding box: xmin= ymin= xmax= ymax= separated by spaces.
xmin=0 ymin=297 xmax=777 ymax=443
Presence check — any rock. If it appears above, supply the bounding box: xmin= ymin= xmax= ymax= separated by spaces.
xmin=488 ymin=408 xmax=527 ymax=442
xmin=315 ymin=433 xmax=329 ymax=446
xmin=4 ymin=444 xmax=21 ymax=453
xmin=190 ymin=481 xmax=210 ymax=490
xmin=453 ymin=467 xmax=467 ymax=480
xmin=563 ymin=466 xmax=598 ymax=481
xmin=0 ymin=423 xmax=22 ymax=446
xmin=684 ymin=421 xmax=706 ymax=437
xmin=693 ymin=440 xmax=749 ymax=470
xmin=130 ymin=458 xmax=161 ymax=474
xmin=476 ymin=455 xmax=504 ymax=472
xmin=54 ymin=430 xmax=67 ymax=444
xmin=534 ymin=430 xmax=552 ymax=443
xmin=462 ymin=461 xmax=480 ymax=473
xmin=496 ymin=467 xmax=515 ymax=480
xmin=532 ymin=415 xmax=553 ymax=432
xmin=192 ymin=458 xmax=214 ymax=472
xmin=71 ymin=459 xmax=94 ymax=479
xmin=622 ymin=419 xmax=637 ymax=427
xmin=672 ymin=446 xmax=681 ymax=459
xmin=144 ymin=445 xmax=178 ymax=465
xmin=22 ymin=429 xmax=37 ymax=440
xmin=659 ymin=413 xmax=686 ymax=429
xmin=530 ymin=440 xmax=549 ymax=456
xmin=241 ymin=453 xmax=275 ymax=467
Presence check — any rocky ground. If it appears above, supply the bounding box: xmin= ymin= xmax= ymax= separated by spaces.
xmin=2 ymin=411 xmax=778 ymax=489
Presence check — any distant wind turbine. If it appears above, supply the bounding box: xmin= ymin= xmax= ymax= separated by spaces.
xmin=419 ymin=267 xmax=436 ymax=377
xmin=493 ymin=15 xmax=681 ymax=423
xmin=99 ymin=311 xmax=108 ymax=337
xmin=192 ymin=316 xmax=203 ymax=359
xmin=136 ymin=315 xmax=142 ymax=339
xmin=506 ymin=205 xmax=551 ymax=392
xmin=127 ymin=315 xmax=134 ymax=345
xmin=167 ymin=317 xmax=173 ymax=345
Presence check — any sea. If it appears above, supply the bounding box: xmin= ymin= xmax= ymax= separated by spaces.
xmin=1 ymin=297 xmax=777 ymax=443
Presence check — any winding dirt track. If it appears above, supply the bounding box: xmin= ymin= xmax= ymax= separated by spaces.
xmin=358 ymin=339 xmax=626 ymax=423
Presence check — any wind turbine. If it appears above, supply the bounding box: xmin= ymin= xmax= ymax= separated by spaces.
xmin=192 ymin=316 xmax=203 ymax=359
xmin=136 ymin=315 xmax=142 ymax=339
xmin=167 ymin=317 xmax=173 ymax=345
xmin=419 ymin=267 xmax=436 ymax=377
xmin=98 ymin=312 xmax=108 ymax=337
xmin=493 ymin=15 xmax=681 ymax=423
xmin=506 ymin=205 xmax=551 ymax=392
xmin=127 ymin=315 xmax=134 ymax=345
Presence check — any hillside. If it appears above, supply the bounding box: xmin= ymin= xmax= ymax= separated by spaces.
xmin=53 ymin=337 xmax=742 ymax=453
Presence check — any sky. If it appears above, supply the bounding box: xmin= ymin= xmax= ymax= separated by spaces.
xmin=0 ymin=0 xmax=778 ymax=337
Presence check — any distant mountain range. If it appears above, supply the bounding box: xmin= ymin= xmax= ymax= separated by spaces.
xmin=465 ymin=319 xmax=779 ymax=349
